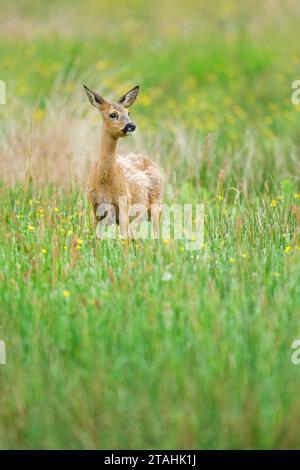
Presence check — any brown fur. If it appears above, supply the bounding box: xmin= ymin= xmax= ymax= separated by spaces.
xmin=84 ymin=85 xmax=164 ymax=230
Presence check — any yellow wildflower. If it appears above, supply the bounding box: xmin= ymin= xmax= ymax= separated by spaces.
xmin=271 ymin=272 xmax=280 ymax=277
xmin=63 ymin=290 xmax=70 ymax=298
xmin=139 ymin=95 xmax=151 ymax=106
xmin=96 ymin=60 xmax=109 ymax=71
xmin=32 ymin=108 xmax=45 ymax=122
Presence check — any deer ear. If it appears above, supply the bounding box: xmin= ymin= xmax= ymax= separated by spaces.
xmin=83 ymin=85 xmax=106 ymax=107
xmin=118 ymin=85 xmax=140 ymax=108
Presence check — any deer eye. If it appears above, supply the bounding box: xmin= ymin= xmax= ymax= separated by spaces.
xmin=109 ymin=112 xmax=118 ymax=120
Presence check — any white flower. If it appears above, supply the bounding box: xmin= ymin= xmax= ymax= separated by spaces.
xmin=162 ymin=271 xmax=172 ymax=282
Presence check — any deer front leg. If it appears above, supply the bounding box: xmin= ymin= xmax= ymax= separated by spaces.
xmin=94 ymin=202 xmax=118 ymax=239
xmin=92 ymin=202 xmax=108 ymax=228
xmin=118 ymin=195 xmax=131 ymax=239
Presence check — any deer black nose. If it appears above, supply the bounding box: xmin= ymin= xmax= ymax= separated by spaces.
xmin=123 ymin=122 xmax=136 ymax=134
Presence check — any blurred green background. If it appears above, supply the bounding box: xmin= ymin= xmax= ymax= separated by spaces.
xmin=1 ymin=0 xmax=300 ymax=189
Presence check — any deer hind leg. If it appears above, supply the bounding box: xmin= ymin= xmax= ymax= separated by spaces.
xmin=149 ymin=201 xmax=162 ymax=239
xmin=149 ymin=177 xmax=163 ymax=230
xmin=128 ymin=204 xmax=150 ymax=239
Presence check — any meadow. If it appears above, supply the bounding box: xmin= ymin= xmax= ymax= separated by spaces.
xmin=0 ymin=0 xmax=300 ymax=449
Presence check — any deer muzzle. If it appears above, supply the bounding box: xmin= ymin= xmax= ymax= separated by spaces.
xmin=122 ymin=122 xmax=136 ymax=135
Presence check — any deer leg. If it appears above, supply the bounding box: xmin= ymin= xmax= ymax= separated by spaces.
xmin=119 ymin=195 xmax=131 ymax=239
xmin=149 ymin=203 xmax=162 ymax=239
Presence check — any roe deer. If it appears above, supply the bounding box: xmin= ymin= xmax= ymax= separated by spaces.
xmin=83 ymin=84 xmax=164 ymax=237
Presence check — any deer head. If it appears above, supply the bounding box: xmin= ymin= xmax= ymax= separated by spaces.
xmin=83 ymin=84 xmax=139 ymax=138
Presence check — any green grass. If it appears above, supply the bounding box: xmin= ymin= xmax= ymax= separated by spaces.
xmin=0 ymin=0 xmax=300 ymax=449
xmin=0 ymin=184 xmax=299 ymax=448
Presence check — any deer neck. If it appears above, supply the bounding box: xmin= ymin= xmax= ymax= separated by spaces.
xmin=96 ymin=128 xmax=118 ymax=182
